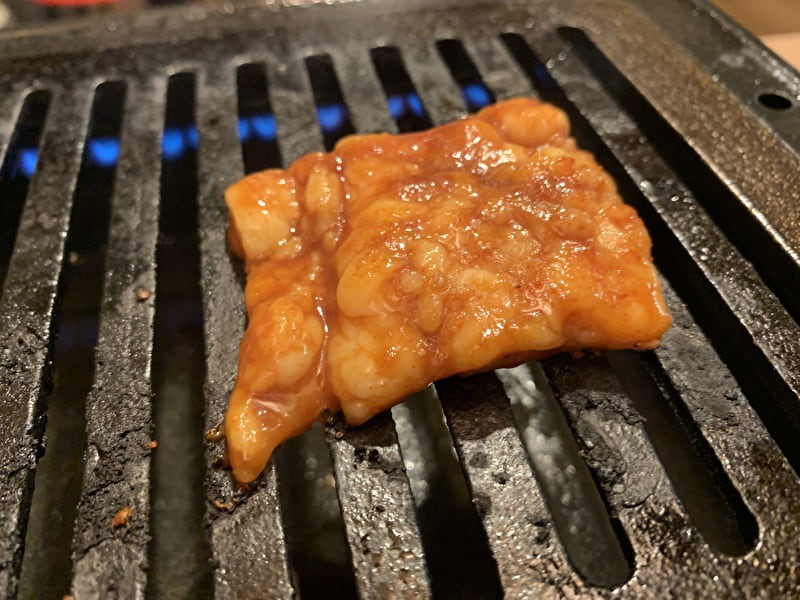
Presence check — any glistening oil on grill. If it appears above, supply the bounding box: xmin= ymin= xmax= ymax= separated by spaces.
xmin=0 ymin=0 xmax=800 ymax=598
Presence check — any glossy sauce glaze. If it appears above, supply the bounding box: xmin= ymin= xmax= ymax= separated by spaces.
xmin=225 ymin=98 xmax=672 ymax=483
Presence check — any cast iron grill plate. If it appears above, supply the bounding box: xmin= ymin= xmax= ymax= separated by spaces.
xmin=1 ymin=0 xmax=799 ymax=598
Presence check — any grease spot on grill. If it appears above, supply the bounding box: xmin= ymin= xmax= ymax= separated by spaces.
xmin=491 ymin=471 xmax=508 ymax=485
xmin=469 ymin=451 xmax=488 ymax=468
xmin=472 ymin=492 xmax=492 ymax=517
xmin=354 ymin=447 xmax=367 ymax=463
xmin=531 ymin=519 xmax=550 ymax=545
xmin=353 ymin=447 xmax=381 ymax=466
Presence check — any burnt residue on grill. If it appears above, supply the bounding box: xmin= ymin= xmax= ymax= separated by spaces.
xmin=496 ymin=364 xmax=635 ymax=587
xmin=1 ymin=0 xmax=800 ymax=598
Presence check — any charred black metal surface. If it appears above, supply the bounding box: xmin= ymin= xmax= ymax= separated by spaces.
xmin=0 ymin=82 xmax=94 ymax=596
xmin=69 ymin=76 xmax=165 ymax=599
xmin=0 ymin=0 xmax=799 ymax=598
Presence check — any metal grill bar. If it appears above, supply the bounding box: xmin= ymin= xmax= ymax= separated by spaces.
xmin=540 ymin=355 xmax=711 ymax=593
xmin=410 ymin=39 xmax=634 ymax=593
xmin=516 ymin=28 xmax=800 ymax=595
xmin=399 ymin=41 xmax=465 ymax=126
xmin=366 ymin=44 xmax=514 ymax=597
xmin=0 ymin=95 xmax=19 ymax=162
xmin=605 ymin=348 xmax=756 ymax=556
xmin=654 ymin=279 xmax=800 ymax=522
xmin=70 ymin=76 xmax=165 ymax=599
xmin=650 ymin=283 xmax=800 ymax=590
xmin=395 ymin=394 xmax=507 ymax=598
xmin=434 ymin=375 xmax=581 ymax=597
xmin=325 ymin=413 xmax=431 ymax=598
xmin=501 ymin=364 xmax=636 ymax=586
xmin=459 ymin=36 xmax=531 ymax=100
xmin=325 ymin=44 xmax=399 ymax=135
xmin=438 ymin=16 xmax=792 ymax=592
xmin=560 ymin=23 xmax=800 ymax=326
xmin=268 ymin=49 xmax=322 ymax=163
xmin=196 ymin=59 xmax=295 ymax=599
xmin=542 ymin=323 xmax=800 ymax=597
xmin=0 ymin=83 xmax=93 ymax=598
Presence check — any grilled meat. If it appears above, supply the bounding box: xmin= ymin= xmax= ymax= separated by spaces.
xmin=224 ymin=98 xmax=671 ymax=483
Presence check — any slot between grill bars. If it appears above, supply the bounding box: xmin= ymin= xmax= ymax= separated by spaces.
xmin=1 ymin=4 xmax=799 ymax=598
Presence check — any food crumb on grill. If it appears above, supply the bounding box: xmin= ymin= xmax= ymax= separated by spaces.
xmin=634 ymin=339 xmax=661 ymax=351
xmin=147 ymin=440 xmax=158 ymax=449
xmin=211 ymin=453 xmax=229 ymax=469
xmin=135 ymin=287 xmax=151 ymax=301
xmin=319 ymin=408 xmax=336 ymax=426
xmin=205 ymin=424 xmax=225 ymax=443
xmin=213 ymin=499 xmax=234 ymax=512
xmin=63 ymin=595 xmax=74 ymax=600
xmin=112 ymin=506 xmax=134 ymax=528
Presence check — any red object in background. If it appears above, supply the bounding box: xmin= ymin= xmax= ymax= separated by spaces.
xmin=30 ymin=0 xmax=120 ymax=6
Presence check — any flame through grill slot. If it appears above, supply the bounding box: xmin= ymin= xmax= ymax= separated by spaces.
xmin=0 ymin=0 xmax=799 ymax=598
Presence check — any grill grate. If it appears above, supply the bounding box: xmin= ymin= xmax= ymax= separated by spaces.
xmin=1 ymin=0 xmax=800 ymax=598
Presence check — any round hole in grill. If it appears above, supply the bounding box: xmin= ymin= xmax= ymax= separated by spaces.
xmin=757 ymin=92 xmax=793 ymax=110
